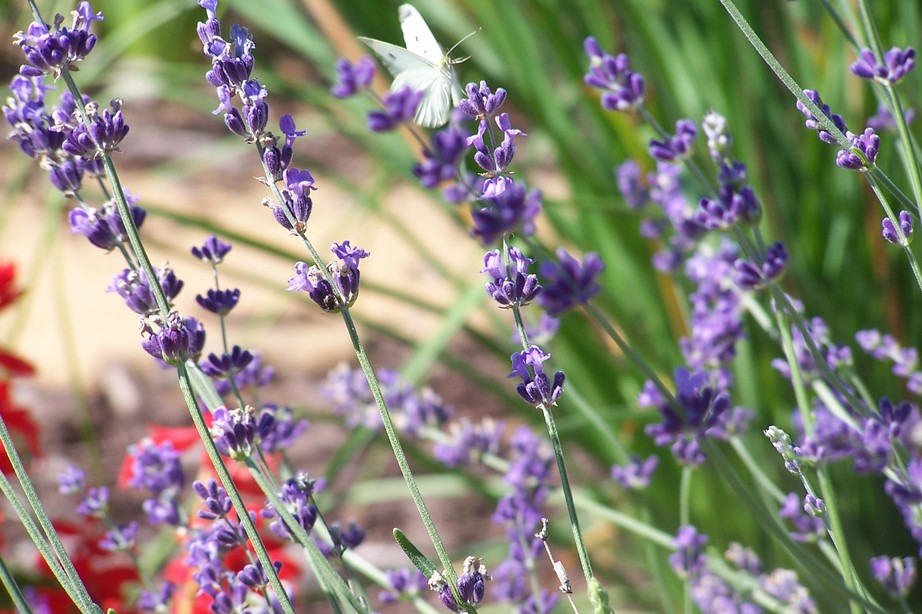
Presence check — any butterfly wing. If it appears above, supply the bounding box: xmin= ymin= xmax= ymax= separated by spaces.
xmin=357 ymin=37 xmax=432 ymax=77
xmin=392 ymin=64 xmax=453 ymax=128
xmin=397 ymin=4 xmax=444 ymax=64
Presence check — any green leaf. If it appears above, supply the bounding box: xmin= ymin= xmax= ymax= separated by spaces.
xmin=393 ymin=528 xmax=438 ymax=579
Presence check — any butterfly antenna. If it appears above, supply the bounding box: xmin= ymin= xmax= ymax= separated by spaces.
xmin=447 ymin=27 xmax=480 ymax=63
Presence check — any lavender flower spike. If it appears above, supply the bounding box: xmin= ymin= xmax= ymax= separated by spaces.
xmin=583 ymin=36 xmax=645 ymax=112
xmin=870 ymin=556 xmax=917 ymax=599
xmin=649 ymin=119 xmax=697 ymax=163
xmin=330 ymin=56 xmax=376 ymax=98
xmin=796 ymin=89 xmax=848 ymax=145
xmin=537 ymin=248 xmax=604 ymax=316
xmin=14 ymin=2 xmax=103 ymax=78
xmin=836 ymin=127 xmax=880 ymax=171
xmin=508 ymin=345 xmax=565 ymax=408
xmin=481 ymin=247 xmax=541 ymax=308
xmin=851 ymin=47 xmax=916 ymax=84
xmin=882 ymin=211 xmax=914 ymax=245
xmin=287 ymin=241 xmax=370 ymax=312
xmin=367 ymin=86 xmax=423 ymax=132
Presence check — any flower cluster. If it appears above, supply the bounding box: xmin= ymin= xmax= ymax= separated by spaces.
xmin=287 ymin=241 xmax=370 ymax=313
xmin=850 ymin=47 xmax=916 ymax=84
xmin=583 ymin=37 xmax=645 ymax=112
xmin=797 ymin=89 xmax=880 ymax=171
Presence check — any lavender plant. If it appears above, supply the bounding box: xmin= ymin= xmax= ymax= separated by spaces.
xmin=3 ymin=0 xmax=922 ymax=613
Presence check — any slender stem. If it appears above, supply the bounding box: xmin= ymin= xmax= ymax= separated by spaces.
xmin=540 ymin=404 xmax=594 ymax=584
xmin=865 ymin=172 xmax=922 ymax=294
xmin=176 ymin=365 xmax=297 ymax=614
xmin=0 ymin=556 xmax=33 ymax=614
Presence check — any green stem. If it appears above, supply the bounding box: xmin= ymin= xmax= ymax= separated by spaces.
xmin=176 ymin=365 xmax=297 ymax=614
xmin=0 ymin=556 xmax=33 ymax=614
xmin=540 ymin=404 xmax=594 ymax=584
xmin=865 ymin=172 xmax=922 ymax=295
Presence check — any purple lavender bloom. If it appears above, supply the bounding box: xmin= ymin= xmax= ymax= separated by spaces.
xmin=764 ymin=426 xmax=804 ymax=474
xmin=191 ymin=235 xmax=232 ymax=264
xmin=610 ymin=454 xmax=659 ymax=490
xmin=649 ymin=119 xmax=697 ymax=162
xmin=850 ymin=47 xmax=916 ymax=84
xmin=696 ymin=183 xmax=761 ymax=229
xmin=209 ymin=405 xmax=274 ymax=460
xmin=57 ymin=465 xmax=86 ymax=495
xmin=237 ymin=560 xmax=281 ymax=590
xmin=14 ymin=2 xmax=103 ymax=77
xmin=3 ymin=75 xmax=62 ymax=159
xmin=779 ymin=493 xmax=825 ymax=542
xmin=457 ymin=557 xmax=489 ymax=607
xmin=262 ymin=474 xmax=318 ymax=540
xmin=616 ymin=160 xmax=650 ymax=209
xmin=433 ymin=418 xmax=505 ymax=467
xmin=75 ymin=485 xmax=108 ymax=517
xmin=258 ymin=404 xmax=309 ymax=452
xmin=140 ymin=313 xmax=205 ymax=365
xmin=470 ymin=178 xmax=542 ymax=245
xmin=109 ymin=265 xmax=183 ymax=316
xmin=583 ymin=37 xmax=645 ymax=112
xmin=536 ymin=248 xmax=604 ymax=316
xmin=368 ymin=86 xmax=423 ymax=132
xmin=126 ymin=438 xmax=186 ymax=525
xmin=469 ymin=113 xmax=526 ymax=177
xmin=379 ymin=568 xmax=428 ymax=604
xmin=413 ymin=123 xmax=470 ymax=188
xmin=771 ymin=315 xmax=851 ymax=381
xmin=797 ymin=89 xmax=848 ymax=145
xmin=733 ymin=242 xmax=787 ymax=290
xmin=330 ymin=56 xmax=376 ymax=98
xmin=196 ymin=288 xmax=241 ymax=316
xmin=137 ymin=582 xmax=175 ymax=612
xmin=508 ymin=345 xmax=565 ymax=408
xmin=99 ymin=521 xmax=139 ymax=552
xmin=882 ymin=210 xmax=914 ymax=245
xmin=643 ymin=368 xmax=731 ymax=466
xmin=201 ymin=345 xmax=253 ymax=379
xmin=193 ymin=479 xmax=232 ymax=520
xmin=458 ymin=81 xmax=507 ymax=120
xmin=69 ymin=200 xmax=146 ymax=252
xmin=867 ymin=103 xmax=916 ymax=132
xmin=759 ymin=569 xmax=816 ymax=612
xmin=272 ymin=166 xmax=317 ymax=232
xmin=836 ymin=127 xmax=880 ymax=170
xmin=48 ymin=157 xmax=84 ymax=193
xmin=870 ymin=556 xmax=917 ymax=599
xmin=481 ymin=247 xmax=542 ymax=308
xmin=670 ymin=525 xmax=707 ymax=578
xmin=287 ymin=241 xmax=369 ymax=312
xmin=62 ymin=99 xmax=130 ymax=159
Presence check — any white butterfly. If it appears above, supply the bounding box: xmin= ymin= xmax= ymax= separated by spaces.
xmin=358 ymin=4 xmax=464 ymax=128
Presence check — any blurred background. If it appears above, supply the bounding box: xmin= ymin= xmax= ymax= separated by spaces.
xmin=1 ymin=0 xmax=920 ymax=609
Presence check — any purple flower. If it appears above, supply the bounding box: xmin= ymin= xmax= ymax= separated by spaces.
xmin=125 ymin=437 xmax=186 ymax=526
xmin=458 ymin=81 xmax=507 ymax=120
xmin=779 ymin=493 xmax=825 ymax=542
xmin=209 ymin=405 xmax=274 ymax=460
xmin=457 ymin=556 xmax=489 ymax=607
xmin=616 ymin=160 xmax=650 ymax=209
xmin=469 ymin=113 xmax=526 ymax=177
xmin=69 ymin=199 xmax=146 ymax=252
xmin=481 ymin=247 xmax=542 ymax=308
xmin=196 ymin=287 xmax=241 ymax=316
xmin=413 ymin=123 xmax=470 ymax=188
xmin=670 ymin=525 xmax=707 ymax=578
xmin=583 ymin=37 xmax=645 ymax=111
xmin=14 ymin=2 xmax=103 ymax=77
xmin=3 ymin=75 xmax=63 ymax=159
xmin=643 ymin=368 xmax=731 ymax=466
xmin=882 ymin=210 xmax=914 ymax=245
xmin=367 ymin=86 xmax=423 ymax=132
xmin=287 ymin=241 xmax=370 ymax=312
xmin=75 ymin=485 xmax=108 ymax=517
xmin=137 ymin=582 xmax=175 ymax=612
xmin=140 ymin=313 xmax=205 ymax=365
xmin=433 ymin=418 xmax=505 ymax=467
xmin=261 ymin=474 xmax=318 ymax=540
xmin=271 ymin=166 xmax=317 ymax=232
xmin=330 ymin=56 xmax=376 ymax=98
xmin=536 ymin=248 xmax=604 ymax=316
xmin=258 ymin=404 xmax=309 ymax=452
xmin=99 ymin=521 xmax=139 ymax=552
xmin=870 ymin=556 xmax=917 ymax=599
xmin=237 ymin=560 xmax=281 ymax=590
xmin=836 ymin=127 xmax=880 ymax=170
xmin=470 ymin=178 xmax=542 ymax=245
xmin=850 ymin=47 xmax=916 ymax=84
xmin=191 ymin=235 xmax=233 ymax=264
xmin=649 ymin=119 xmax=697 ymax=162
xmin=109 ymin=265 xmax=183 ymax=316
xmin=611 ymin=454 xmax=659 ymax=489
xmin=508 ymin=345 xmax=565 ymax=408
xmin=695 ymin=183 xmax=761 ymax=229
xmin=796 ymin=89 xmax=848 ymax=145
xmin=193 ymin=479 xmax=232 ymax=520
xmin=62 ymin=99 xmax=129 ymax=159
xmin=201 ymin=345 xmax=253 ymax=379
xmin=58 ymin=465 xmax=86 ymax=495
xmin=867 ymin=103 xmax=916 ymax=131
xmin=733 ymin=242 xmax=788 ymax=289
xmin=379 ymin=568 xmax=428 ymax=604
